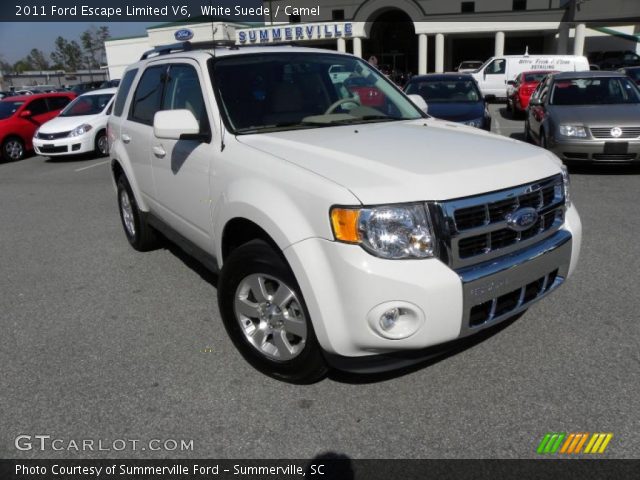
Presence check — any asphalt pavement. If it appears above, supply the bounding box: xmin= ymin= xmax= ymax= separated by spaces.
xmin=1 ymin=105 xmax=639 ymax=459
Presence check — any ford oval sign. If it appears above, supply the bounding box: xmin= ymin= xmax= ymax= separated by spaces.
xmin=175 ymin=29 xmax=193 ymax=41
xmin=506 ymin=207 xmax=539 ymax=232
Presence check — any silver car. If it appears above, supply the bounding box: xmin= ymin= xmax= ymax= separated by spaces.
xmin=525 ymin=71 xmax=640 ymax=163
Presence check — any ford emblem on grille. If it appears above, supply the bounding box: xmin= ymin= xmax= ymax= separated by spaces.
xmin=506 ymin=207 xmax=538 ymax=232
xmin=610 ymin=127 xmax=622 ymax=138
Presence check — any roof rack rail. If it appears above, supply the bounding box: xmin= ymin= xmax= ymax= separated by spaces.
xmin=140 ymin=41 xmax=193 ymax=60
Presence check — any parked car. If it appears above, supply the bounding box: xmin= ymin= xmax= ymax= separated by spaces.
xmin=471 ymin=54 xmax=589 ymax=98
xmin=589 ymin=50 xmax=640 ymax=70
xmin=33 ymin=88 xmax=116 ymax=158
xmin=456 ymin=60 xmax=483 ymax=72
xmin=618 ymin=66 xmax=640 ymax=85
xmin=525 ymin=71 xmax=640 ymax=163
xmin=0 ymin=92 xmax=76 ymax=161
xmin=507 ymin=70 xmax=558 ymax=116
xmin=404 ymin=74 xmax=491 ymax=130
xmin=69 ymin=81 xmax=103 ymax=96
xmin=100 ymin=79 xmax=120 ymax=88
xmin=0 ymin=91 xmax=15 ymax=100
xmin=109 ymin=44 xmax=581 ymax=382
xmin=343 ymin=76 xmax=385 ymax=107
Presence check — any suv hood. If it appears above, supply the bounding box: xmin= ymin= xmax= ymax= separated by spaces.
xmin=237 ymin=119 xmax=561 ymax=204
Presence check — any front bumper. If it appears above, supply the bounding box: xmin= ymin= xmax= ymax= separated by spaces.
xmin=33 ymin=134 xmax=94 ymax=156
xmin=548 ymin=137 xmax=640 ymax=163
xmin=284 ymin=205 xmax=581 ymax=371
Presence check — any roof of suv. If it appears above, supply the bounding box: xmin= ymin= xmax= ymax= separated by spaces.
xmin=551 ymin=70 xmax=627 ymax=80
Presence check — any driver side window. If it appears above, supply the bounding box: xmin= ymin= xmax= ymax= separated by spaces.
xmin=486 ymin=59 xmax=506 ymax=74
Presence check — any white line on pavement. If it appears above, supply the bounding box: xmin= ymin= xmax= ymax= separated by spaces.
xmin=75 ymin=160 xmax=110 ymax=172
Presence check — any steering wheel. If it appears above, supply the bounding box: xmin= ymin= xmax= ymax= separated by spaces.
xmin=324 ymin=97 xmax=361 ymax=115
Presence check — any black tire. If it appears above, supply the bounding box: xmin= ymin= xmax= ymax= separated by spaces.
xmin=2 ymin=136 xmax=25 ymax=162
xmin=218 ymin=239 xmax=328 ymax=383
xmin=94 ymin=130 xmax=109 ymax=157
xmin=524 ymin=119 xmax=531 ymax=143
xmin=116 ymin=174 xmax=158 ymax=251
xmin=540 ymin=129 xmax=548 ymax=149
xmin=506 ymin=98 xmax=512 ymax=112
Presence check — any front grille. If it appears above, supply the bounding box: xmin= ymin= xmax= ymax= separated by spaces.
xmin=468 ymin=269 xmax=560 ymax=328
xmin=592 ymin=153 xmax=636 ymax=161
xmin=36 ymin=131 xmax=70 ymax=140
xmin=432 ymin=175 xmax=566 ymax=269
xmin=38 ymin=145 xmax=68 ymax=153
xmin=590 ymin=126 xmax=640 ymax=139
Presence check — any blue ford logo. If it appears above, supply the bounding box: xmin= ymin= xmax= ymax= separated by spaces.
xmin=174 ymin=29 xmax=193 ymax=41
xmin=506 ymin=207 xmax=539 ymax=232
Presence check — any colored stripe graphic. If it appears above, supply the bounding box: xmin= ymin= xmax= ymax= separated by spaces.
xmin=538 ymin=433 xmax=613 ymax=454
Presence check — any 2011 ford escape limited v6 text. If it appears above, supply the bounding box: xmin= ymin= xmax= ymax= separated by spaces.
xmin=108 ymin=43 xmax=581 ymax=383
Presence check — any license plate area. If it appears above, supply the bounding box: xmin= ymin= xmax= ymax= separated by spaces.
xmin=604 ymin=142 xmax=628 ymax=154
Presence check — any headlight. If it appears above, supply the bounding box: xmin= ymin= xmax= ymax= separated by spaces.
xmin=68 ymin=124 xmax=93 ymax=137
xmin=559 ymin=125 xmax=587 ymax=138
xmin=330 ymin=204 xmax=436 ymax=259
xmin=463 ymin=118 xmax=483 ymax=128
xmin=561 ymin=165 xmax=572 ymax=207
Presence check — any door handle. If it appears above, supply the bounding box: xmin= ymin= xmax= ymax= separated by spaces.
xmin=121 ymin=133 xmax=131 ymax=144
xmin=152 ymin=145 xmax=166 ymax=158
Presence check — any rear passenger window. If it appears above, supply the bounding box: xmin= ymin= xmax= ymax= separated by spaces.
xmin=129 ymin=66 xmax=165 ymax=125
xmin=48 ymin=96 xmax=72 ymax=110
xmin=113 ymin=68 xmax=138 ymax=117
xmin=162 ymin=64 xmax=209 ymax=132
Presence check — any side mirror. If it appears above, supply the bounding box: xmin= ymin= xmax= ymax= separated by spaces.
xmin=19 ymin=110 xmax=32 ymax=118
xmin=153 ymin=109 xmax=202 ymax=140
xmin=407 ymin=94 xmax=428 ymax=114
xmin=507 ymin=80 xmax=516 ymax=86
xmin=529 ymin=97 xmax=542 ymax=106
xmin=484 ymin=94 xmax=496 ymax=102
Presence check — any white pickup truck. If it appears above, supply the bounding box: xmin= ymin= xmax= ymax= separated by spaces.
xmin=108 ymin=43 xmax=581 ymax=383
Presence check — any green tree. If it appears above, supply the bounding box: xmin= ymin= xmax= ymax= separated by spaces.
xmin=50 ymin=36 xmax=83 ymax=72
xmin=26 ymin=48 xmax=50 ymax=70
xmin=80 ymin=26 xmax=110 ymax=69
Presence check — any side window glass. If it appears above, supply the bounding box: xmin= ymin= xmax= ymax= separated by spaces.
xmin=129 ymin=66 xmax=166 ymax=125
xmin=48 ymin=96 xmax=71 ymax=110
xmin=113 ymin=68 xmax=138 ymax=117
xmin=487 ymin=59 xmax=506 ymax=74
xmin=27 ymin=98 xmax=48 ymax=115
xmin=162 ymin=64 xmax=209 ymax=132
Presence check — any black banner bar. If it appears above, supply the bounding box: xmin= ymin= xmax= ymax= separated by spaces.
xmin=1 ymin=459 xmax=639 ymax=480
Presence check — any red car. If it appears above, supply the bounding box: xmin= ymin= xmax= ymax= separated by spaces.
xmin=343 ymin=76 xmax=385 ymax=107
xmin=507 ymin=70 xmax=557 ymax=116
xmin=0 ymin=92 xmax=76 ymax=161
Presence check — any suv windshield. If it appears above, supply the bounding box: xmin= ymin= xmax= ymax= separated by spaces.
xmin=0 ymin=101 xmax=24 ymax=119
xmin=211 ymin=53 xmax=423 ymax=134
xmin=405 ymin=79 xmax=482 ymax=103
xmin=59 ymin=93 xmax=114 ymax=117
xmin=550 ymin=77 xmax=640 ymax=105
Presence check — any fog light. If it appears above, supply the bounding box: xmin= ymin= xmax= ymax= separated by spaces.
xmin=379 ymin=308 xmax=400 ymax=331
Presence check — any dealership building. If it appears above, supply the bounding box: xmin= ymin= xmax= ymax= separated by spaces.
xmin=105 ymin=0 xmax=640 ymax=79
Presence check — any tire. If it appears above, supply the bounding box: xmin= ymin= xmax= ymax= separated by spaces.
xmin=218 ymin=239 xmax=328 ymax=383
xmin=524 ymin=120 xmax=531 ymax=143
xmin=540 ymin=129 xmax=548 ymax=149
xmin=2 ymin=136 xmax=25 ymax=162
xmin=94 ymin=130 xmax=109 ymax=157
xmin=506 ymin=98 xmax=512 ymax=112
xmin=116 ymin=174 xmax=158 ymax=251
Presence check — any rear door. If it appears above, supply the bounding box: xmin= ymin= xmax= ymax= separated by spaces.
xmin=149 ymin=61 xmax=213 ymax=250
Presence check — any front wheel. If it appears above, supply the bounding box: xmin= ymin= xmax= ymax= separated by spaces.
xmin=2 ymin=137 xmax=25 ymax=161
xmin=95 ymin=130 xmax=109 ymax=157
xmin=218 ymin=240 xmax=328 ymax=383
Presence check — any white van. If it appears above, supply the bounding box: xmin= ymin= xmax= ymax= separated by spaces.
xmin=471 ymin=55 xmax=589 ymax=98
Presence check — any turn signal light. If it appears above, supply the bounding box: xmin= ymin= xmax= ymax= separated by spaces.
xmin=330 ymin=208 xmax=360 ymax=243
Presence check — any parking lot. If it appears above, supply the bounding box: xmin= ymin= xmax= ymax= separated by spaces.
xmin=1 ymin=103 xmax=639 ymax=459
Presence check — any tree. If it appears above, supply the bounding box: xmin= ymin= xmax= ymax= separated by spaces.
xmin=0 ymin=54 xmax=12 ymax=74
xmin=26 ymin=49 xmax=50 ymax=70
xmin=50 ymin=37 xmax=83 ymax=72
xmin=80 ymin=26 xmax=110 ymax=69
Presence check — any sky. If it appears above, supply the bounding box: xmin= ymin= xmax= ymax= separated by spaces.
xmin=0 ymin=22 xmax=149 ymax=64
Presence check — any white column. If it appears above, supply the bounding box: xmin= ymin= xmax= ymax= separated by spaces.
xmin=495 ymin=31 xmax=505 ymax=57
xmin=337 ymin=37 xmax=346 ymax=53
xmin=353 ymin=37 xmax=362 ymax=58
xmin=418 ymin=34 xmax=427 ymax=75
xmin=557 ymin=23 xmax=569 ymax=54
xmin=573 ymin=23 xmax=586 ymax=56
xmin=435 ymin=33 xmax=444 ymax=73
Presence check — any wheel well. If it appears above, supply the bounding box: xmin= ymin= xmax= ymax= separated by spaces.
xmin=221 ymin=218 xmax=280 ymax=261
xmin=111 ymin=160 xmax=124 ymax=182
xmin=2 ymin=135 xmax=24 ymax=146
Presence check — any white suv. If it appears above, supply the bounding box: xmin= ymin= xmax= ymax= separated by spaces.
xmin=108 ymin=43 xmax=582 ymax=383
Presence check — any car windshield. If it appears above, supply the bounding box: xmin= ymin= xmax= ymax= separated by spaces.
xmin=524 ymin=72 xmax=553 ymax=83
xmin=211 ymin=52 xmax=423 ymax=134
xmin=405 ymin=79 xmax=481 ymax=103
xmin=59 ymin=93 xmax=114 ymax=117
xmin=623 ymin=69 xmax=640 ymax=81
xmin=0 ymin=101 xmax=24 ymax=119
xmin=550 ymin=77 xmax=640 ymax=105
